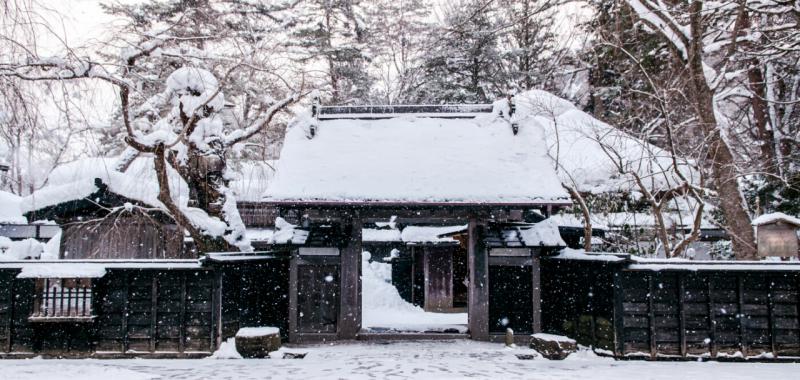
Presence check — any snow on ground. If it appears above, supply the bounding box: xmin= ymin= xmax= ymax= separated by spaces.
xmin=361 ymin=252 xmax=468 ymax=332
xmin=5 ymin=341 xmax=800 ymax=380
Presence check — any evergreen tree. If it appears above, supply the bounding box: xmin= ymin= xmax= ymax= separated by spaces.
xmin=417 ymin=0 xmax=504 ymax=103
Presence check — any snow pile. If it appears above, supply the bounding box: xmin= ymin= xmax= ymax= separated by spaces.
xmin=518 ymin=219 xmax=566 ymax=246
xmin=531 ymin=333 xmax=576 ymax=344
xmin=0 ymin=191 xmax=26 ymax=224
xmin=552 ymin=248 xmax=628 ymax=262
xmin=514 ymin=90 xmax=698 ymax=194
xmin=401 ymin=225 xmax=467 ymax=244
xmin=361 ymin=251 xmax=467 ymax=332
xmin=0 ymin=237 xmax=45 ymax=260
xmin=752 ymin=212 xmax=800 ymax=227
xmin=269 ymin=217 xmax=309 ymax=244
xmin=208 ymin=338 xmax=243 ymax=359
xmin=266 ymin=113 xmax=570 ymax=204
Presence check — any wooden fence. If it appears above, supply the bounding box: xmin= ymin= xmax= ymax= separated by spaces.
xmin=614 ymin=270 xmax=800 ymax=359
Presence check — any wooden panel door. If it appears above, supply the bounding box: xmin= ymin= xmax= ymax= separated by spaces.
xmin=424 ymin=247 xmax=454 ymax=312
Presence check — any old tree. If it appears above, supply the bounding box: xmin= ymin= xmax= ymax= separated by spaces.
xmin=0 ymin=2 xmax=299 ymax=253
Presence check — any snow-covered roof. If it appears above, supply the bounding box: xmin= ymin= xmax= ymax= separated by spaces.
xmin=0 ymin=191 xmax=26 ymax=224
xmin=548 ymin=212 xmax=718 ymax=230
xmin=401 ymin=225 xmax=468 ymax=244
xmin=516 ymin=219 xmax=566 ymax=246
xmin=515 ymin=90 xmax=699 ymax=194
xmin=264 ymin=110 xmax=570 ymax=205
xmin=752 ymin=212 xmax=800 ymax=227
xmin=363 ymin=228 xmax=403 ymax=242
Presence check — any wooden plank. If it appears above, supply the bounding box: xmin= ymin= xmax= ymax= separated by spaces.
xmin=678 ymin=273 xmax=687 ymax=358
xmin=468 ymin=220 xmax=489 ymax=341
xmin=647 ymin=274 xmax=656 ymax=357
xmin=531 ymin=252 xmax=542 ymax=334
xmin=708 ymin=275 xmax=717 ymax=358
xmin=289 ymin=252 xmax=299 ymax=343
xmin=337 ymin=216 xmax=362 ymax=339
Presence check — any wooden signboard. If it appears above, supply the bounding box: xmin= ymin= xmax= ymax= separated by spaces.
xmin=757 ymin=223 xmax=799 ymax=257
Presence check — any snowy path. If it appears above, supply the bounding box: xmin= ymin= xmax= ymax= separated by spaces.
xmin=4 ymin=341 xmax=799 ymax=380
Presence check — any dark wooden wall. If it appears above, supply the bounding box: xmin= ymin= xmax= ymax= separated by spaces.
xmin=61 ymin=217 xmax=187 ymax=260
xmin=540 ymin=258 xmax=617 ymax=351
xmin=614 ymin=270 xmax=800 ymax=358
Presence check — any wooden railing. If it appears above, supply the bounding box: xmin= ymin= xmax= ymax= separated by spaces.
xmin=30 ymin=278 xmax=94 ymax=321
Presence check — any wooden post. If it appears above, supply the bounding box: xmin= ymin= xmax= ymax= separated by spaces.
xmin=338 ymin=214 xmax=362 ymax=339
xmin=150 ymin=275 xmax=158 ymax=353
xmin=288 ymin=251 xmax=299 ymax=343
xmin=178 ymin=272 xmax=187 ymax=353
xmin=767 ymin=277 xmax=777 ymax=357
xmin=612 ymin=272 xmax=625 ymax=357
xmin=737 ymin=275 xmax=748 ymax=357
xmin=468 ymin=219 xmax=489 ymax=341
xmin=211 ymin=269 xmax=223 ymax=350
xmin=707 ymin=275 xmax=717 ymax=358
xmin=531 ymin=251 xmax=542 ymax=334
xmin=5 ymin=276 xmax=14 ymax=353
xmin=647 ymin=274 xmax=657 ymax=358
xmin=678 ymin=273 xmax=687 ymax=358
xmin=121 ymin=273 xmax=130 ymax=353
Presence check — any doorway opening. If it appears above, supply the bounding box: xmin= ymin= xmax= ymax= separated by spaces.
xmin=361 ymin=225 xmax=469 ymax=334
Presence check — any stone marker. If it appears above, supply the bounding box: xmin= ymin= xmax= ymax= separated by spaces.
xmin=529 ymin=333 xmax=577 ymax=360
xmin=235 ymin=327 xmax=281 ymax=358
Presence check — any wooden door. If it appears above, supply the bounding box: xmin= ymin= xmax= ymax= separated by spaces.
xmin=424 ymin=247 xmax=454 ymax=312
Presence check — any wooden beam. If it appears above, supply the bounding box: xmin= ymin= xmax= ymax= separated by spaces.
xmin=468 ymin=219 xmax=489 ymax=340
xmin=288 ymin=252 xmax=299 ymax=343
xmin=338 ymin=216 xmax=362 ymax=339
xmin=531 ymin=252 xmax=542 ymax=334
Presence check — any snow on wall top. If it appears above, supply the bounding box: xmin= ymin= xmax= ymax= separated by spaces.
xmin=515 ymin=90 xmax=698 ymax=194
xmin=0 ymin=191 xmax=26 ymax=224
xmin=264 ymin=111 xmax=570 ymax=204
xmin=752 ymin=212 xmax=800 ymax=227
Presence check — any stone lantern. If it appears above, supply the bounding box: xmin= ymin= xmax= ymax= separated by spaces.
xmin=752 ymin=212 xmax=800 ymax=258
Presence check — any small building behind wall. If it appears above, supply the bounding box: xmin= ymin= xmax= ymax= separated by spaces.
xmin=262 ymin=103 xmax=572 ymax=342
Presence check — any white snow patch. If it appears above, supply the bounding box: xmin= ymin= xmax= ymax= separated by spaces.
xmin=0 ymin=237 xmax=45 ymax=260
xmin=16 ymin=263 xmax=106 ymax=278
xmin=518 ymin=219 xmax=566 ymax=246
xmin=236 ymin=327 xmax=280 ymax=338
xmin=532 ymin=333 xmax=577 ymax=344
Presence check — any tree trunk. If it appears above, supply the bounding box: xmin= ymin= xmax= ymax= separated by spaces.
xmin=687 ymin=1 xmax=756 ymax=259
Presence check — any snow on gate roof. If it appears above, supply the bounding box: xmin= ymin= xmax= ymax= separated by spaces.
xmin=264 ymin=107 xmax=570 ymax=205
